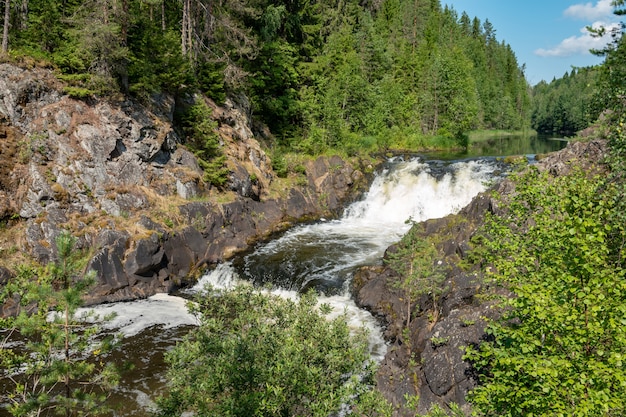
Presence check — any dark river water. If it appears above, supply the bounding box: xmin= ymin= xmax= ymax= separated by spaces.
xmin=0 ymin=133 xmax=567 ymax=416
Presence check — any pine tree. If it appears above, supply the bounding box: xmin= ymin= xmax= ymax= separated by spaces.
xmin=0 ymin=232 xmax=119 ymax=417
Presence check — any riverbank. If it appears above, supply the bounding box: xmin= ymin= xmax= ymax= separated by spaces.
xmin=352 ymin=138 xmax=609 ymax=414
xmin=0 ymin=62 xmax=379 ymax=312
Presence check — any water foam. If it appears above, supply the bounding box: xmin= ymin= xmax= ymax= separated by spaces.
xmin=88 ymin=157 xmax=500 ymax=359
xmin=84 ymin=293 xmax=198 ymax=337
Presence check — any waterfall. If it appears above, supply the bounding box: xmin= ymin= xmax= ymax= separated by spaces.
xmin=90 ymin=156 xmax=502 ymax=350
xmin=81 ymin=156 xmax=503 ymax=415
xmin=235 ymin=157 xmax=501 ymax=294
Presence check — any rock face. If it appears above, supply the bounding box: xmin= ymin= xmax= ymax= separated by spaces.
xmin=353 ymin=139 xmax=609 ymax=415
xmin=0 ymin=63 xmax=368 ymax=306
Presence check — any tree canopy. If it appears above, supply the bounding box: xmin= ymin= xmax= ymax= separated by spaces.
xmin=2 ymin=0 xmax=530 ymax=153
xmin=531 ymin=67 xmax=603 ymax=135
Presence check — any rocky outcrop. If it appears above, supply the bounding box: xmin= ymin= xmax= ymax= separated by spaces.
xmin=0 ymin=63 xmax=368 ymax=306
xmin=353 ymin=139 xmax=609 ymax=415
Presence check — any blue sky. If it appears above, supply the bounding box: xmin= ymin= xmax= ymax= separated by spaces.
xmin=443 ymin=0 xmax=622 ymax=85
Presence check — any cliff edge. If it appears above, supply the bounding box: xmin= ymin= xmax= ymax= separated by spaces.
xmin=0 ymin=63 xmax=369 ymax=310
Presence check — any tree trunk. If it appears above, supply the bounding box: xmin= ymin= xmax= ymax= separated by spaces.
xmin=2 ymin=0 xmax=10 ymax=54
xmin=19 ymin=0 xmax=27 ymax=30
xmin=65 ymin=304 xmax=71 ymax=417
xmin=103 ymin=0 xmax=109 ymax=25
xmin=119 ymin=0 xmax=129 ymax=93
xmin=181 ymin=0 xmax=189 ymax=55
xmin=161 ymin=0 xmax=165 ymax=31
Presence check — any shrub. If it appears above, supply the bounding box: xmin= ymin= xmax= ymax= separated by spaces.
xmin=155 ymin=285 xmax=384 ymax=417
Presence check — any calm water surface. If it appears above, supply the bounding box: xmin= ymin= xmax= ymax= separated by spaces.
xmin=425 ymin=133 xmax=567 ymax=160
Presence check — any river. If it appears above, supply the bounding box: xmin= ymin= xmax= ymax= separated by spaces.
xmin=0 ymin=134 xmax=567 ymax=416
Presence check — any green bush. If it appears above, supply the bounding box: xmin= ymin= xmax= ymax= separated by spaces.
xmin=155 ymin=285 xmax=384 ymax=417
xmin=465 ymin=166 xmax=626 ymax=416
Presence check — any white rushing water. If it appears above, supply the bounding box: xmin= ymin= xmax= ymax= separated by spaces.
xmin=238 ymin=157 xmax=501 ymax=292
xmin=88 ymin=156 xmax=501 ymax=360
xmin=75 ymin=156 xmax=503 ymax=416
xmin=349 ymin=158 xmax=498 ymax=229
xmin=83 ymin=293 xmax=199 ymax=337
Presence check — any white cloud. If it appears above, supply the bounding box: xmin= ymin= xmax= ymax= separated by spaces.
xmin=564 ymin=0 xmax=614 ymax=20
xmin=534 ymin=21 xmax=619 ymax=57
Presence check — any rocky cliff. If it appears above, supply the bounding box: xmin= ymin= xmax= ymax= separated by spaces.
xmin=2 ymin=61 xmax=609 ymax=415
xmin=0 ymin=62 xmax=369 ymax=311
xmin=353 ymin=139 xmax=608 ymax=415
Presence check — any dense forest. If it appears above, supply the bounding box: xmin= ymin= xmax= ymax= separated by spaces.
xmin=531 ymin=67 xmax=603 ymax=135
xmin=3 ymin=0 xmax=626 ymax=415
xmin=1 ymin=0 xmax=530 ymax=153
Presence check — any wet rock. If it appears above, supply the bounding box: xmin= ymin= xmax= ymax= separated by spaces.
xmin=87 ymin=230 xmax=132 ymax=302
xmin=125 ymin=233 xmax=165 ymax=277
xmin=162 ymin=227 xmax=205 ymax=282
xmin=353 ymin=265 xmax=405 ymax=340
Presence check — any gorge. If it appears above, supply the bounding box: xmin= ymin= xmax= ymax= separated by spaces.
xmin=1 ymin=61 xmax=604 ymax=416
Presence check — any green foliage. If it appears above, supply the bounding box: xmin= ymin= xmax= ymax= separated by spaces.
xmin=248 ymin=39 xmax=301 ymax=141
xmin=62 ymin=86 xmax=95 ymax=99
xmin=0 ymin=232 xmax=119 ymax=417
xmin=127 ymin=26 xmax=194 ymax=97
xmin=270 ymin=150 xmax=289 ymax=178
xmin=5 ymin=0 xmax=531 ymax=153
xmin=531 ymin=67 xmax=602 ymax=135
xmin=182 ymin=99 xmax=230 ymax=188
xmin=465 ymin=167 xmax=626 ymax=416
xmin=590 ymin=5 xmax=626 ymax=125
xmin=385 ymin=222 xmax=446 ymax=328
xmin=591 ymin=8 xmax=626 ymax=269
xmin=155 ymin=285 xmax=385 ymax=417
xmin=402 ymin=394 xmax=466 ymax=417
xmin=196 ymin=61 xmax=227 ymax=104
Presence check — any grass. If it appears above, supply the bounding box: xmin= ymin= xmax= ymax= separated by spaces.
xmin=0 ymin=222 xmax=30 ymax=269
